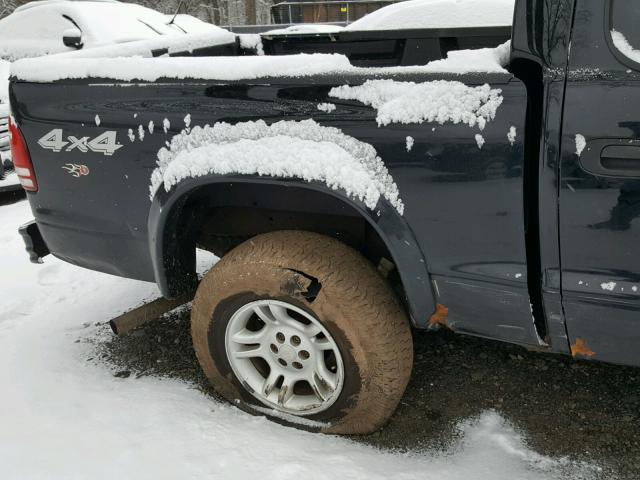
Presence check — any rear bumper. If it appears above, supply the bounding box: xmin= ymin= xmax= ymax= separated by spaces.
xmin=19 ymin=221 xmax=50 ymax=264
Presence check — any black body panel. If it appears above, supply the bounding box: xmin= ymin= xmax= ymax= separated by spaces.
xmin=558 ymin=0 xmax=640 ymax=366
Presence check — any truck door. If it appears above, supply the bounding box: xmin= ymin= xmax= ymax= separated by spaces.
xmin=559 ymin=0 xmax=640 ymax=365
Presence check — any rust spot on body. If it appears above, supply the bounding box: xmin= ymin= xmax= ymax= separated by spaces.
xmin=428 ymin=304 xmax=451 ymax=329
xmin=571 ymin=338 xmax=595 ymax=358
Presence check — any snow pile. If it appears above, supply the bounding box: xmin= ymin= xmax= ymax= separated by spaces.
xmin=611 ymin=30 xmax=640 ymax=64
xmin=575 ymin=134 xmax=586 ymax=157
xmin=317 ymin=102 xmax=337 ymax=113
xmin=406 ymin=136 xmax=415 ymax=152
xmin=346 ymin=0 xmax=515 ymax=31
xmin=418 ymin=40 xmax=511 ymax=74
xmin=0 ymin=200 xmax=604 ymax=480
xmin=151 ymin=119 xmax=404 ymax=214
xmin=238 ymin=34 xmax=265 ymax=55
xmin=12 ymin=39 xmax=510 ymax=82
xmin=265 ymin=24 xmax=345 ymax=35
xmin=330 ymin=79 xmax=503 ymax=128
xmin=601 ymin=281 xmax=616 ymax=292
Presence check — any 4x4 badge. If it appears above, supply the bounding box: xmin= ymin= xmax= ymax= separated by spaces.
xmin=38 ymin=129 xmax=122 ymax=156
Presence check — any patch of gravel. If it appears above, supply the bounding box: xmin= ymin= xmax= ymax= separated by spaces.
xmin=94 ymin=307 xmax=220 ymax=400
xmin=93 ymin=307 xmax=639 ymax=479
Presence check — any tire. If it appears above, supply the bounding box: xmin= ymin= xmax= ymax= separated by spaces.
xmin=191 ymin=230 xmax=413 ymax=434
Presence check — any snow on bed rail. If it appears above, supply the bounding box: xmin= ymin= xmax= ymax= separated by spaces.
xmin=330 ymin=79 xmax=503 ymax=128
xmin=11 ymin=41 xmax=510 ymax=83
xmin=11 ymin=54 xmax=352 ymax=83
xmin=151 ymin=119 xmax=404 ymax=214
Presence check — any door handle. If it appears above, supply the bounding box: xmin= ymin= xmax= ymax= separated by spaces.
xmin=579 ymin=139 xmax=640 ymax=178
xmin=600 ymin=145 xmax=640 ymax=172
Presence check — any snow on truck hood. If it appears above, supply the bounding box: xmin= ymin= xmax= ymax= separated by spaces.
xmin=10 ymin=40 xmax=511 ymax=82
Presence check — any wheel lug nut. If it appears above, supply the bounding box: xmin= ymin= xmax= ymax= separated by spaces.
xmin=290 ymin=335 xmax=301 ymax=346
xmin=278 ymin=358 xmax=287 ymax=367
xmin=299 ymin=350 xmax=310 ymax=360
xmin=270 ymin=344 xmax=278 ymax=354
xmin=276 ymin=332 xmax=285 ymax=343
xmin=292 ymin=361 xmax=303 ymax=370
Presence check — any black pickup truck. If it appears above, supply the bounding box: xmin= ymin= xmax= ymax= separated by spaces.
xmin=9 ymin=0 xmax=640 ymax=434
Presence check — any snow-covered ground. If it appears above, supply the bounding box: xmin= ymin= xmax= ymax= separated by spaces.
xmin=0 ymin=199 xmax=600 ymax=480
xmin=0 ymin=171 xmax=19 ymax=190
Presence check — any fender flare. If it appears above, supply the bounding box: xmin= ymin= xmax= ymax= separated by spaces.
xmin=148 ymin=174 xmax=436 ymax=327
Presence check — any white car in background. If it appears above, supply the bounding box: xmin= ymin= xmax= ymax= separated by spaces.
xmin=267 ymin=0 xmax=515 ymax=35
xmin=0 ymin=0 xmax=221 ymax=61
xmin=345 ymin=0 xmax=515 ymax=30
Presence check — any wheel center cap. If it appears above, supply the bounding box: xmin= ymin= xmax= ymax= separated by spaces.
xmin=279 ymin=345 xmax=296 ymax=363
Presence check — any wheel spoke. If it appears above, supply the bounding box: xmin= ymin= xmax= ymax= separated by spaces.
xmin=269 ymin=304 xmax=305 ymax=332
xmin=305 ymin=323 xmax=322 ymax=338
xmin=277 ymin=375 xmax=296 ymax=406
xmin=313 ymin=337 xmax=334 ymax=350
xmin=253 ymin=305 xmax=277 ymax=325
xmin=233 ymin=346 xmax=263 ymax=359
xmin=310 ymin=373 xmax=327 ymax=402
xmin=262 ymin=369 xmax=281 ymax=397
xmin=231 ymin=327 xmax=268 ymax=345
xmin=314 ymin=356 xmax=338 ymax=391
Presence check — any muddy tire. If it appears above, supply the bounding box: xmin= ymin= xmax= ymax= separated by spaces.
xmin=191 ymin=230 xmax=413 ymax=434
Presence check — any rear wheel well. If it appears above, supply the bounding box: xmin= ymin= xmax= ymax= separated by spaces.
xmin=168 ymin=182 xmax=408 ymax=313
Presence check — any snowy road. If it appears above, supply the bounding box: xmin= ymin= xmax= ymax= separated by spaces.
xmin=0 ymin=199 xmax=601 ymax=480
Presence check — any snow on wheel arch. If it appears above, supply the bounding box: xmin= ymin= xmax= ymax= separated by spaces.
xmin=150 ymin=119 xmax=405 ymax=215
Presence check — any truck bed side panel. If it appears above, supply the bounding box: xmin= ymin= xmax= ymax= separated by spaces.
xmin=13 ymin=73 xmax=536 ymax=344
